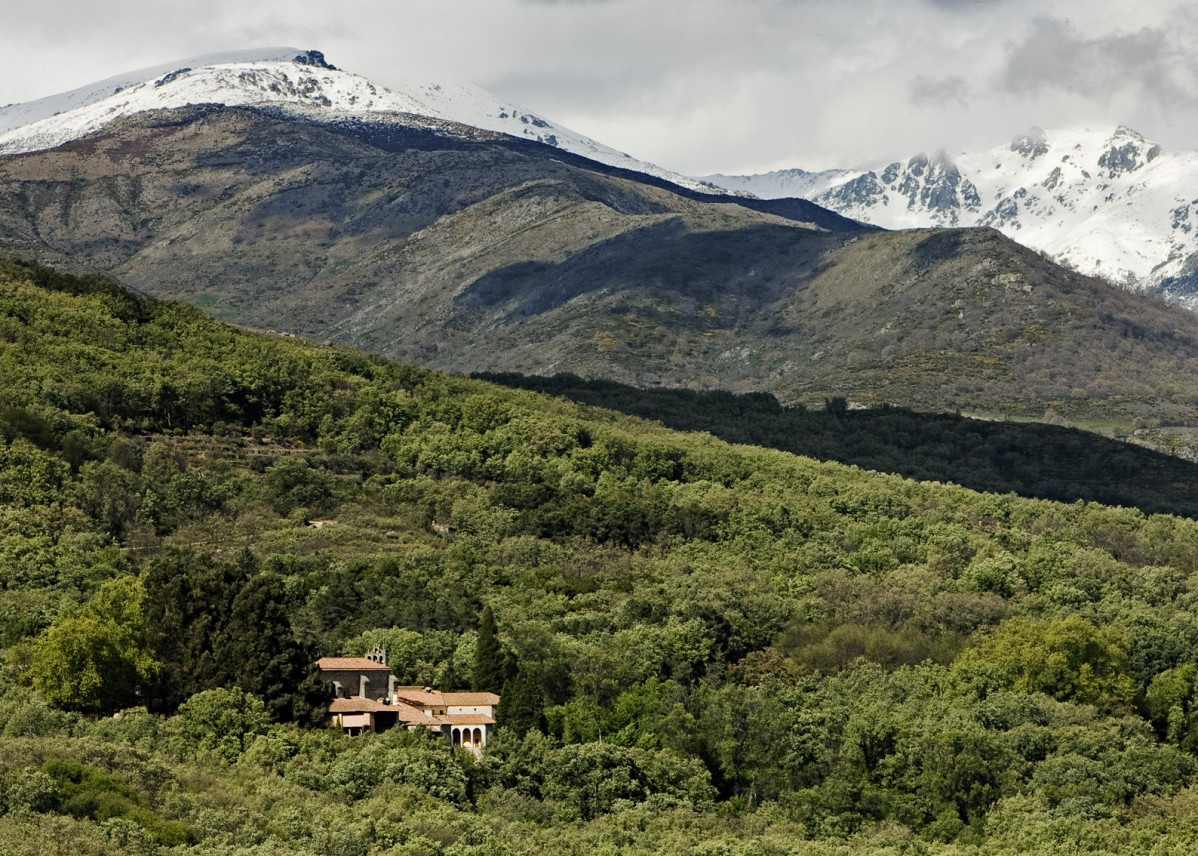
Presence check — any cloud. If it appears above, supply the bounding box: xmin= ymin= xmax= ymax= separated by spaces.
xmin=0 ymin=0 xmax=1193 ymax=174
xmin=925 ymin=0 xmax=1009 ymax=8
xmin=909 ymin=74 xmax=970 ymax=107
xmin=1001 ymin=13 xmax=1198 ymax=108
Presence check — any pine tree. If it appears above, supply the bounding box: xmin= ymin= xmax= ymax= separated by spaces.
xmin=473 ymin=605 xmax=505 ymax=693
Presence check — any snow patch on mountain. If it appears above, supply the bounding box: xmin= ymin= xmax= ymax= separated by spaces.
xmin=0 ymin=48 xmax=713 ymax=193
xmin=698 ymin=168 xmax=852 ymax=200
xmin=0 ymin=55 xmax=438 ymax=155
xmin=0 ymin=48 xmax=303 ymax=134
xmin=704 ymin=126 xmax=1198 ymax=306
xmin=401 ymin=78 xmax=718 ymax=192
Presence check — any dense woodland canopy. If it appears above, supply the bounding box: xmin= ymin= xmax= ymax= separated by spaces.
xmin=478 ymin=372 xmax=1198 ymax=518
xmin=5 ymin=258 xmax=1198 ymax=853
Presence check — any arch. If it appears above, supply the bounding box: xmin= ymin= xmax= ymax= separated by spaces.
xmin=452 ymin=728 xmax=461 ymax=745
xmin=472 ymin=728 xmax=482 ymax=747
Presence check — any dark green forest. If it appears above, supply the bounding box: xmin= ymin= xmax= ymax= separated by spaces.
xmin=478 ymin=372 xmax=1198 ymax=517
xmin=5 ymin=258 xmax=1198 ymax=854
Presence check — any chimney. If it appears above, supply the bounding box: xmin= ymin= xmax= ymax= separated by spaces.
xmin=388 ymin=674 xmax=397 ymax=701
xmin=359 ymin=675 xmax=368 ymax=698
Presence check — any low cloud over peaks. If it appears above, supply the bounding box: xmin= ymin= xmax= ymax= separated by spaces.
xmin=909 ymin=75 xmax=971 ymax=107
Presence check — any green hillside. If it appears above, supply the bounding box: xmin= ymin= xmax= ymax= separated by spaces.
xmin=479 ymin=372 xmax=1198 ymax=517
xmin=5 ymin=258 xmax=1198 ymax=854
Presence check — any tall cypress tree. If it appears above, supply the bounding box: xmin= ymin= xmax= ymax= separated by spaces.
xmin=473 ymin=605 xmax=505 ymax=693
xmin=498 ymin=668 xmax=546 ymax=736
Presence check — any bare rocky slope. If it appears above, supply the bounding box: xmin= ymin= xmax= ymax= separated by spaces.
xmin=3 ymin=104 xmax=1198 ymax=444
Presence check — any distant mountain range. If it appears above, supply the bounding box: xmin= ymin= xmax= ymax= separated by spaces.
xmin=4 ymin=50 xmax=1198 ymax=452
xmin=6 ymin=49 xmax=1195 ymax=308
xmin=702 ymin=126 xmax=1198 ymax=307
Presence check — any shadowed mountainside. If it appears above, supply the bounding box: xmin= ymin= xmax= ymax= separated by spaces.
xmin=479 ymin=372 xmax=1198 ymax=517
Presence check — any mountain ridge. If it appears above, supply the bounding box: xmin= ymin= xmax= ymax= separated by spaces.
xmin=13 ymin=50 xmax=1196 ymax=313
xmin=702 ymin=126 xmax=1198 ymax=307
xmin=3 ymin=60 xmax=1198 ymax=451
xmin=0 ymin=47 xmax=720 ymax=194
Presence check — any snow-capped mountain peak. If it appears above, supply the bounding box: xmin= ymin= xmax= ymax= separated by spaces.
xmin=1009 ymin=126 xmax=1049 ymax=160
xmin=0 ymin=49 xmax=444 ymax=156
xmin=0 ymin=48 xmax=714 ymax=193
xmin=0 ymin=48 xmax=306 ymax=135
xmin=702 ymin=125 xmax=1198 ymax=307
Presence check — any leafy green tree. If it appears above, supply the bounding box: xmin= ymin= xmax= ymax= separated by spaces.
xmin=0 ymin=438 xmax=70 ymax=508
xmin=377 ymin=732 xmax=470 ymax=805
xmin=141 ymin=550 xmax=250 ymax=711
xmin=74 ymin=461 xmax=143 ymax=538
xmin=171 ymin=687 xmax=269 ymax=762
xmin=912 ymin=725 xmax=1013 ymax=829
xmin=499 ymin=668 xmax=546 ymax=737
xmin=262 ymin=456 xmax=332 ymax=516
xmin=629 ymin=746 xmax=717 ymax=805
xmin=1144 ymin=663 xmax=1198 ymax=747
xmin=543 ymin=742 xmax=646 ymax=820
xmin=28 ymin=577 xmax=158 ymax=713
xmin=954 ymin=616 xmax=1136 ymax=707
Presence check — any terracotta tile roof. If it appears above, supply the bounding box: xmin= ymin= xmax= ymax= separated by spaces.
xmin=317 ymin=657 xmax=392 ymax=671
xmin=329 ymin=697 xmax=392 ymax=713
xmin=444 ymin=713 xmax=496 ymax=726
xmin=442 ymin=692 xmax=501 ymax=706
xmin=393 ymin=689 xmax=445 ymax=706
xmin=393 ymin=706 xmax=441 ymax=725
xmin=329 ymin=699 xmax=444 ymax=733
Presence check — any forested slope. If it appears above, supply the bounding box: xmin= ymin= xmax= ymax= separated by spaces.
xmin=480 ymin=372 xmax=1198 ymax=517
xmin=5 ymin=259 xmax=1198 ymax=854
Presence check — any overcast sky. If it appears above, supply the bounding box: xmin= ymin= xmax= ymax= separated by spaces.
xmin=1 ymin=0 xmax=1194 ymax=174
